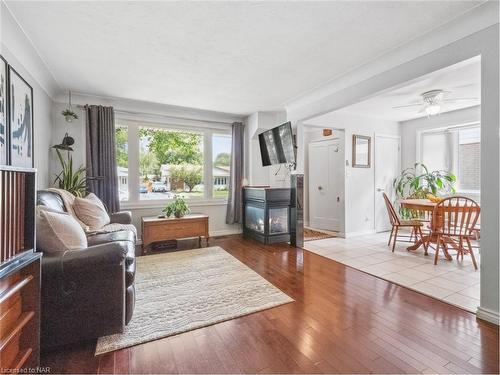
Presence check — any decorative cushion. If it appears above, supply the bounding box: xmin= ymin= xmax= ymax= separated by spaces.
xmin=47 ymin=188 xmax=89 ymax=231
xmin=36 ymin=206 xmax=88 ymax=252
xmin=73 ymin=193 xmax=111 ymax=231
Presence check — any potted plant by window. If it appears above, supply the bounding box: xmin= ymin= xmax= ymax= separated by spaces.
xmin=163 ymin=195 xmax=190 ymax=218
xmin=53 ymin=148 xmax=87 ymax=197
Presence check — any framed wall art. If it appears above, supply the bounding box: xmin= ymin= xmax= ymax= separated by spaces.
xmin=0 ymin=55 xmax=7 ymax=165
xmin=9 ymin=66 xmax=34 ymax=168
xmin=352 ymin=134 xmax=371 ymax=168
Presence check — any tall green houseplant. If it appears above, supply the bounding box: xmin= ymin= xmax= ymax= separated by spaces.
xmin=393 ymin=162 xmax=456 ymax=218
xmin=394 ymin=162 xmax=456 ymax=198
xmin=53 ymin=149 xmax=87 ymax=197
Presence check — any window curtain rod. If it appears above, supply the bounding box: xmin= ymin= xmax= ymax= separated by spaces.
xmin=76 ymin=104 xmax=237 ymax=125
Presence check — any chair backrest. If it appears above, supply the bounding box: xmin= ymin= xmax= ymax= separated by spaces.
xmin=383 ymin=193 xmax=400 ymax=226
xmin=36 ymin=190 xmax=67 ymax=213
xmin=432 ymin=196 xmax=480 ymax=236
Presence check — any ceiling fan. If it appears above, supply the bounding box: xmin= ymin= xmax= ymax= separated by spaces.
xmin=392 ymin=89 xmax=478 ymax=116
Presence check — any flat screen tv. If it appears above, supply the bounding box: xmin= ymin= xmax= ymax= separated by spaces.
xmin=258 ymin=122 xmax=295 ymax=166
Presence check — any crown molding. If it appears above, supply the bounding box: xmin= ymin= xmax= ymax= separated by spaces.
xmin=54 ymin=91 xmax=245 ymax=125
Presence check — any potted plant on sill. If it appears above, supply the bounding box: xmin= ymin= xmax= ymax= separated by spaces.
xmin=163 ymin=195 xmax=190 ymax=218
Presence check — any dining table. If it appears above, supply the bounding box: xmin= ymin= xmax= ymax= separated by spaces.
xmin=399 ymin=198 xmax=481 ymax=260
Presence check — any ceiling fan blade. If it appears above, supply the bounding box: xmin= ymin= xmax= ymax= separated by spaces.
xmin=392 ymin=103 xmax=422 ymax=109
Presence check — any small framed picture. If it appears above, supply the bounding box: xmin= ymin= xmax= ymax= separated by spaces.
xmin=0 ymin=55 xmax=7 ymax=165
xmin=352 ymin=134 xmax=371 ymax=168
xmin=9 ymin=66 xmax=34 ymax=168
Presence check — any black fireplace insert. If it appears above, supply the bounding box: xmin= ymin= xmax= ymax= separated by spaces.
xmin=242 ymin=187 xmax=291 ymax=244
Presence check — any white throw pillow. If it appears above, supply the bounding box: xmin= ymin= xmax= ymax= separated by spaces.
xmin=36 ymin=206 xmax=88 ymax=252
xmin=73 ymin=193 xmax=111 ymax=231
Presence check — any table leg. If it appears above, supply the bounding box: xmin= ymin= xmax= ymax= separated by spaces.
xmin=409 ymin=236 xmax=454 ymax=261
xmin=407 ymin=235 xmax=429 ymax=252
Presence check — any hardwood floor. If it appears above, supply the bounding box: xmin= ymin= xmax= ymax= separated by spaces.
xmin=42 ymin=235 xmax=499 ymax=374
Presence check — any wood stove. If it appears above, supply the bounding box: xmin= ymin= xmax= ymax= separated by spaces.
xmin=242 ymin=187 xmax=291 ymax=244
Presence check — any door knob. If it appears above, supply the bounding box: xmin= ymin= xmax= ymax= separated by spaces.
xmin=376 ymin=188 xmax=384 ymax=192
xmin=318 ymin=186 xmax=323 ymax=190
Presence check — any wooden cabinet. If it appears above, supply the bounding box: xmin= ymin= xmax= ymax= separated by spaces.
xmin=0 ymin=167 xmax=40 ymax=374
xmin=0 ymin=253 xmax=41 ymax=374
xmin=141 ymin=214 xmax=209 ymax=254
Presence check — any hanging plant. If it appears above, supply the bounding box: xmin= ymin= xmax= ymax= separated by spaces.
xmin=62 ymin=90 xmax=78 ymax=122
xmin=62 ymin=108 xmax=78 ymax=122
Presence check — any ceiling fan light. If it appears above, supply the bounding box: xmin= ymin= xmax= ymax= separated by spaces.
xmin=425 ymin=104 xmax=441 ymax=116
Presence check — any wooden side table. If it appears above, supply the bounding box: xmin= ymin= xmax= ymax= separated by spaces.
xmin=141 ymin=214 xmax=209 ymax=255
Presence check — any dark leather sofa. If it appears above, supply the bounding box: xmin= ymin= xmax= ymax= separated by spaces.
xmin=36 ymin=190 xmax=136 ymax=349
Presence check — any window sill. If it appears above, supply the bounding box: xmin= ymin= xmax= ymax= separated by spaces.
xmin=456 ymin=190 xmax=480 ymax=195
xmin=120 ymin=199 xmax=229 ymax=210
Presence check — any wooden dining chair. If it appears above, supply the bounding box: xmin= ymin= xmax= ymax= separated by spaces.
xmin=383 ymin=193 xmax=426 ymax=252
xmin=430 ymin=196 xmax=480 ymax=269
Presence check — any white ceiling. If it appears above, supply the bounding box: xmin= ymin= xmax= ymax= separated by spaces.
xmin=6 ymin=1 xmax=484 ymax=115
xmin=335 ymin=56 xmax=480 ymax=122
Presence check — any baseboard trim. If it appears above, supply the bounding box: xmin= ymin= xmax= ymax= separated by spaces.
xmin=476 ymin=306 xmax=500 ymax=325
xmin=210 ymin=229 xmax=243 ymax=237
xmin=344 ymin=229 xmax=376 ymax=238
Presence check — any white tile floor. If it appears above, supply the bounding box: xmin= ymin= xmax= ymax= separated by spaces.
xmin=303 ymin=230 xmax=480 ymax=312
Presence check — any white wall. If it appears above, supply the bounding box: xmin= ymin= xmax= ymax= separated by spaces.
xmin=1 ymin=2 xmax=57 ymax=188
xmin=51 ymin=92 xmax=244 ymax=238
xmin=303 ymin=111 xmax=400 ymax=237
xmin=243 ymin=111 xmax=288 ymax=187
xmin=50 ymin=102 xmax=86 ymax=183
xmin=400 ymin=105 xmax=480 ymax=170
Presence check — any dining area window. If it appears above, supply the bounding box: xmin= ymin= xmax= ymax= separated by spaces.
xmin=419 ymin=124 xmax=480 ymax=196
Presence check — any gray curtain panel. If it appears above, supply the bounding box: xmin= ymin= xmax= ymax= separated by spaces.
xmin=85 ymin=105 xmax=120 ymax=213
xmin=226 ymin=122 xmax=245 ymax=224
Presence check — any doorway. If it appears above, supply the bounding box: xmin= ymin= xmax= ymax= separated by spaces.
xmin=374 ymin=134 xmax=401 ymax=232
xmin=308 ymin=139 xmax=344 ymax=232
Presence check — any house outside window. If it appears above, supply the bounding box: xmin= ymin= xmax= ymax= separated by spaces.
xmin=115 ymin=121 xmax=232 ymax=204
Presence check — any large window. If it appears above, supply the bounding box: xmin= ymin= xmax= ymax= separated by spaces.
xmin=139 ymin=127 xmax=204 ymax=200
xmin=458 ymin=127 xmax=480 ymax=192
xmin=116 ymin=121 xmax=231 ymax=203
xmin=420 ymin=124 xmax=480 ymax=194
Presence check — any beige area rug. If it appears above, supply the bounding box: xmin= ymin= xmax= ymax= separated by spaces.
xmin=304 ymin=228 xmax=337 ymax=242
xmin=95 ymin=246 xmax=293 ymax=355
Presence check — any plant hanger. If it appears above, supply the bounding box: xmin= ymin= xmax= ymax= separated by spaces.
xmin=62 ymin=90 xmax=78 ymax=122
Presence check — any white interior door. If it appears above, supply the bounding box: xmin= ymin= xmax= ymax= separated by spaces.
xmin=309 ymin=140 xmax=343 ymax=231
xmin=375 ymin=134 xmax=401 ymax=232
